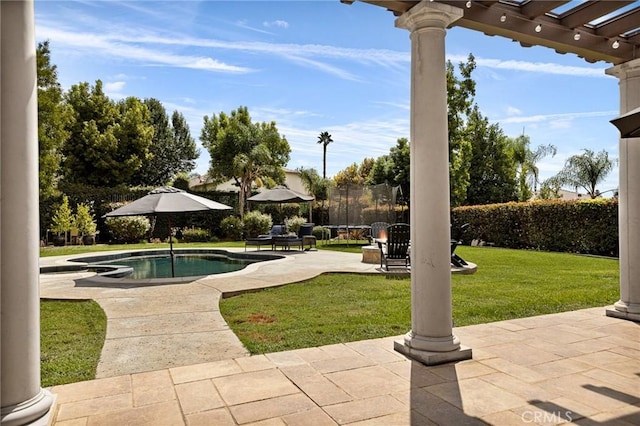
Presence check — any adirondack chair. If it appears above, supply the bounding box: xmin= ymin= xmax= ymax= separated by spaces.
xmin=369 ymin=221 xmax=389 ymax=244
xmin=378 ymin=223 xmax=410 ymax=271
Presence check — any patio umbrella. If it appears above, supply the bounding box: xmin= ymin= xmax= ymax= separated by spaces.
xmin=104 ymin=186 xmax=232 ymax=276
xmin=247 ymin=185 xmax=314 ymax=203
xmin=247 ymin=185 xmax=314 ymax=222
xmin=611 ymin=106 xmax=640 ymax=138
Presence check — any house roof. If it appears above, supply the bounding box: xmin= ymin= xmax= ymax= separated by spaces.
xmin=343 ymin=0 xmax=640 ymax=65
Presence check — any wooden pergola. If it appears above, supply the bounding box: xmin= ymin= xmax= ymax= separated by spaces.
xmin=1 ymin=2 xmax=639 ymax=423
xmin=342 ymin=0 xmax=640 ymax=365
xmin=344 ymin=0 xmax=640 ymax=64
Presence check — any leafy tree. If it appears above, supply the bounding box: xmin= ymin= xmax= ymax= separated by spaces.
xmin=37 ymin=40 xmax=73 ymax=198
xmin=447 ymin=54 xmax=476 ymax=207
xmin=509 ymin=135 xmax=556 ymax=201
xmin=366 ymin=139 xmax=410 ymax=205
xmin=171 ymin=172 xmax=191 ymax=191
xmin=317 ymin=131 xmax=333 ymax=179
xmin=367 ymin=154 xmax=393 ymax=185
xmin=51 ymin=195 xmax=73 ymax=243
xmin=537 ymin=179 xmax=563 ymax=200
xmin=333 ymin=159 xmax=373 ymax=188
xmin=333 ymin=163 xmax=361 ymax=188
xmin=62 ymin=81 xmax=154 ymax=186
xmin=299 ymin=167 xmax=330 ymax=224
xmin=299 ymin=167 xmax=329 ymax=202
xmin=548 ymin=149 xmax=615 ymax=198
xmin=74 ymin=202 xmax=97 ymax=237
xmin=133 ymin=99 xmax=199 ymax=186
xmin=388 ymin=138 xmax=410 ymax=204
xmin=465 ymin=107 xmax=518 ymax=205
xmin=200 ymin=106 xmax=290 ymax=216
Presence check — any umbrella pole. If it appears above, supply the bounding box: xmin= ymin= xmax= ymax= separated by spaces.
xmin=168 ymin=216 xmax=175 ymax=277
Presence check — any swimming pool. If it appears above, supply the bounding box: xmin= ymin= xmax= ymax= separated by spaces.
xmin=97 ymin=254 xmax=255 ymax=279
xmin=58 ymin=249 xmax=282 ymax=281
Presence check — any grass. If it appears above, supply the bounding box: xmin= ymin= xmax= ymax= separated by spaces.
xmin=39 ymin=238 xmax=369 ymax=257
xmin=40 ymin=241 xmax=245 ymax=257
xmin=220 ymin=246 xmax=619 ymax=354
xmin=40 ymin=299 xmax=107 ymax=387
xmin=39 ymin=243 xmax=620 ymax=385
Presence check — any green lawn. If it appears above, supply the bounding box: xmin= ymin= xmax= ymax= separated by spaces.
xmin=220 ymin=246 xmax=619 ymax=354
xmin=40 ymin=244 xmax=620 ymax=386
xmin=40 ymin=299 xmax=106 ymax=387
xmin=40 ymin=241 xmax=245 ymax=257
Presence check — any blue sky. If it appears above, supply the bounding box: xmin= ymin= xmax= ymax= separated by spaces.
xmin=35 ymin=0 xmax=621 ymax=194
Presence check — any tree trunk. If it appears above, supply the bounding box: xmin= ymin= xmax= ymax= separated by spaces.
xmin=323 ymin=145 xmax=327 ymax=179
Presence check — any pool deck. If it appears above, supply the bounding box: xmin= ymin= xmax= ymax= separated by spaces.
xmin=39 ymin=248 xmax=381 ymax=378
xmin=40 ymin=248 xmax=640 ymax=425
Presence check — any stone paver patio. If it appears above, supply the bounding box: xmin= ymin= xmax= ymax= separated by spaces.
xmin=40 ymin=249 xmax=640 ymax=425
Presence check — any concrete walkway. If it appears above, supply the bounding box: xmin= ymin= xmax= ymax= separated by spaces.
xmin=39 ymin=248 xmax=380 ymax=377
xmin=40 ymin=248 xmax=640 ymax=425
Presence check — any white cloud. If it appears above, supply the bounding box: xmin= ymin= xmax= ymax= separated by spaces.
xmin=235 ymin=19 xmax=273 ymax=35
xmin=448 ymin=54 xmax=607 ymax=77
xmin=263 ymin=20 xmax=289 ymax=29
xmin=373 ymin=101 xmax=410 ymax=111
xmin=36 ymin=25 xmax=253 ymax=74
xmin=494 ymin=110 xmax=618 ymax=125
xmin=506 ymin=106 xmax=522 ymax=116
xmin=37 ymin=19 xmax=610 ymax=84
xmin=480 ymin=58 xmax=606 ymax=77
xmin=104 ymin=81 xmax=126 ymax=92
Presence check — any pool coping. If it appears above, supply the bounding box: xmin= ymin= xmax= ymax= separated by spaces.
xmin=40 ymin=248 xmax=285 ymax=284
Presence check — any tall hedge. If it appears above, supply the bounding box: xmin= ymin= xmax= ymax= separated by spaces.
xmin=452 ymin=199 xmax=618 ymax=256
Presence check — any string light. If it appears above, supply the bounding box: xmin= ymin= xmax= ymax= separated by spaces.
xmin=612 ymin=40 xmax=620 ymax=49
xmin=500 ymin=13 xmax=506 ymax=23
xmin=573 ymin=31 xmax=581 ymax=41
xmin=535 ymin=24 xmax=542 ymax=33
xmin=466 ymin=1 xmax=472 ymax=8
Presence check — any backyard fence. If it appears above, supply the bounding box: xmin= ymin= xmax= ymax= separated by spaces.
xmin=322 ymin=183 xmax=408 ymax=240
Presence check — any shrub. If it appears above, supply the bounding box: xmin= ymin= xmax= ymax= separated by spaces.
xmin=220 ymin=216 xmax=244 ymax=240
xmin=452 ymin=198 xmax=618 ymax=256
xmin=285 ymin=216 xmax=306 ymax=235
xmin=181 ymin=227 xmax=211 ymax=243
xmin=243 ymin=211 xmax=272 ymax=238
xmin=51 ymin=195 xmax=74 ymax=239
xmin=74 ymin=203 xmax=97 ymax=236
xmin=105 ymin=216 xmax=151 ymax=244
xmin=312 ymin=226 xmax=330 ymax=240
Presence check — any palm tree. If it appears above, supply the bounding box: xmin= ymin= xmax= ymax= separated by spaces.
xmin=552 ymin=149 xmax=615 ymax=198
xmin=510 ymin=135 xmax=556 ymax=201
xmin=317 ymin=131 xmax=333 ymax=179
xmin=299 ymin=166 xmax=329 ymax=224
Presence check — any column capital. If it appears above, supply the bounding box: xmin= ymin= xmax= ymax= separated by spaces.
xmin=606 ymin=57 xmax=640 ymax=79
xmin=395 ymin=0 xmax=463 ymax=32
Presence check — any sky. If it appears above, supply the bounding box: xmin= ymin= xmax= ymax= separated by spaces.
xmin=35 ymin=0 xmax=623 ymax=195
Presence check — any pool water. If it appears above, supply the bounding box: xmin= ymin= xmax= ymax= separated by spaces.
xmin=99 ymin=255 xmax=256 ymax=279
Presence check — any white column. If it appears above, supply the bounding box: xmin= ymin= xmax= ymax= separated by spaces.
xmin=606 ymin=58 xmax=640 ymax=322
xmin=394 ymin=1 xmax=471 ymax=365
xmin=1 ymin=1 xmax=55 ymax=425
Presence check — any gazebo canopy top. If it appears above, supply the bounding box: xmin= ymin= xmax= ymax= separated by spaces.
xmin=342 ymin=0 xmax=640 ymax=65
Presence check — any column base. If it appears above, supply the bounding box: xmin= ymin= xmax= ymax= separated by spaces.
xmin=606 ymin=301 xmax=640 ymax=322
xmin=1 ymin=389 xmax=55 ymax=426
xmin=394 ymin=339 xmax=472 ymax=365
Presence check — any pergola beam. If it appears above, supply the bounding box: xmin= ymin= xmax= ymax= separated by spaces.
xmin=560 ymin=1 xmax=634 ymax=29
xmin=344 ymin=0 xmax=640 ymax=64
xmin=596 ymin=7 xmax=640 ymax=37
